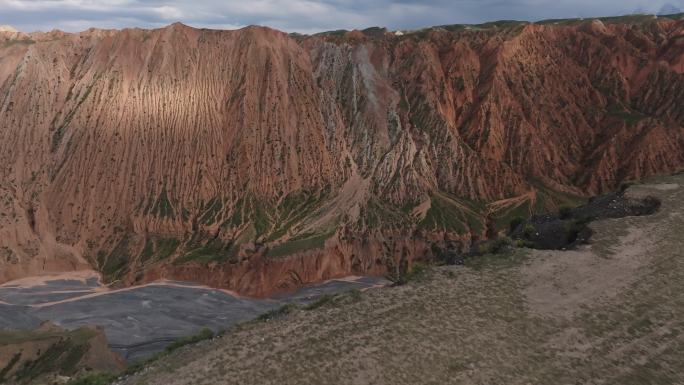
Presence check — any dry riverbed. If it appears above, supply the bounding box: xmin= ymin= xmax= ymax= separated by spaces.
xmin=0 ymin=274 xmax=387 ymax=363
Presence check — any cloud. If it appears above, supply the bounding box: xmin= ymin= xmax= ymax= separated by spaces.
xmin=0 ymin=0 xmax=682 ymax=33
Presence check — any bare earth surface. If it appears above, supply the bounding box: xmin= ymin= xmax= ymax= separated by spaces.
xmin=120 ymin=174 xmax=684 ymax=385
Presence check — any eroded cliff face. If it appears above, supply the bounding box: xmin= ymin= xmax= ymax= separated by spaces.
xmin=0 ymin=16 xmax=682 ymax=295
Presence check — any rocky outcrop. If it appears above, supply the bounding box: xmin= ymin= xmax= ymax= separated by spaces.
xmin=0 ymin=16 xmax=682 ymax=295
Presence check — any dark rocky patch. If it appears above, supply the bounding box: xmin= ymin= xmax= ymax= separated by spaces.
xmin=509 ymin=189 xmax=661 ymax=250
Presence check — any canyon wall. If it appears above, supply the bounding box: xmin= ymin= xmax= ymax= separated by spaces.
xmin=0 ymin=16 xmax=682 ymax=295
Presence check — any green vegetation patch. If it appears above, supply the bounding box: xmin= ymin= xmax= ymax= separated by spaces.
xmin=608 ymin=108 xmax=648 ymax=126
xmin=65 ymin=373 xmax=119 ymax=385
xmin=266 ymin=231 xmax=333 ymax=258
xmin=145 ymin=189 xmax=176 ymax=219
xmin=2 ymin=39 xmax=36 ymax=48
xmin=256 ymin=303 xmax=299 ymax=322
xmin=164 ymin=328 xmax=214 ymax=352
xmin=98 ymin=236 xmax=131 ymax=283
xmin=267 ymin=191 xmax=325 ymax=242
xmin=0 ymin=328 xmax=99 ymax=384
xmin=220 ymin=194 xmax=282 ymax=240
xmin=140 ymin=237 xmax=180 ymax=264
xmin=493 ymin=184 xmax=585 ymax=230
xmin=124 ymin=328 xmax=216 ymax=376
xmin=199 ymin=198 xmax=223 ymax=225
xmin=359 ymin=198 xmax=410 ymax=229
xmin=304 ymin=290 xmax=363 ymax=311
xmin=175 ymin=239 xmax=236 ymax=265
xmin=419 ymin=194 xmax=481 ymax=233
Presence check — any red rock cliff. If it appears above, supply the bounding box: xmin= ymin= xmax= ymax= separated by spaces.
xmin=0 ymin=17 xmax=682 ymax=295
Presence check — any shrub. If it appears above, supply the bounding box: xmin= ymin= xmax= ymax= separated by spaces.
xmin=509 ymin=216 xmax=525 ymax=233
xmin=478 ymin=237 xmax=513 ymax=255
xmin=405 ymin=263 xmax=429 ymax=282
xmin=523 ymin=224 xmax=536 ymax=239
xmin=515 ymin=239 xmax=535 ymax=248
xmin=489 ymin=237 xmax=512 ymax=254
xmin=565 ymin=218 xmax=590 ymax=244
xmin=558 ymin=205 xmax=573 ymax=219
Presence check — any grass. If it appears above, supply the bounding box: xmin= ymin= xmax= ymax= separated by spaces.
xmin=199 ymin=198 xmax=223 ymax=225
xmin=164 ymin=328 xmax=214 ymax=352
xmin=419 ymin=195 xmax=470 ymax=233
xmin=0 ymin=328 xmax=100 ymax=383
xmin=358 ymin=198 xmax=411 ymax=229
xmin=0 ymin=328 xmax=96 ymax=346
xmin=608 ymin=108 xmax=647 ymax=126
xmin=0 ymin=353 xmax=21 ymax=382
xmin=267 ymin=191 xmax=325 ymax=242
xmin=174 ymin=240 xmax=236 ymax=265
xmin=98 ymin=176 xmax=684 ymax=385
xmin=146 ymin=189 xmax=176 ymax=219
xmin=492 ymin=183 xmax=585 ymax=230
xmin=65 ymin=373 xmax=119 ymax=385
xmin=265 ymin=232 xmax=333 ymax=258
xmin=304 ymin=290 xmax=363 ymax=311
xmin=124 ymin=328 xmax=217 ymax=376
xmin=256 ymin=303 xmax=300 ymax=322
xmin=140 ymin=237 xmax=180 ymax=263
xmin=94 ymin=234 xmax=135 ymax=283
xmin=2 ymin=39 xmax=36 ymax=48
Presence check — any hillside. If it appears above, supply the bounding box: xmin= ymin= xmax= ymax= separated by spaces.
xmin=0 ymin=16 xmax=683 ymax=295
xmin=118 ymin=173 xmax=684 ymax=385
xmin=0 ymin=323 xmax=124 ymax=385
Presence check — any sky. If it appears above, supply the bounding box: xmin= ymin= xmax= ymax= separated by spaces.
xmin=0 ymin=0 xmax=682 ymax=34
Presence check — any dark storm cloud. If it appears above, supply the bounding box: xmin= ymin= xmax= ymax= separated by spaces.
xmin=0 ymin=0 xmax=682 ymax=33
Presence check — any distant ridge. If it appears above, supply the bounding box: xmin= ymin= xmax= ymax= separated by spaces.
xmin=659 ymin=3 xmax=682 ymax=15
xmin=0 ymin=25 xmax=18 ymax=32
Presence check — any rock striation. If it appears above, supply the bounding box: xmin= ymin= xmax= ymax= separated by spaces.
xmin=0 ymin=16 xmax=683 ymax=295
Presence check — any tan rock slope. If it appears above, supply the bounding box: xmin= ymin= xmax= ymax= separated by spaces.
xmin=0 ymin=15 xmax=682 ymax=295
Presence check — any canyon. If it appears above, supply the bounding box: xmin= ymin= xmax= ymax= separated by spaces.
xmin=0 ymin=15 xmax=683 ymax=296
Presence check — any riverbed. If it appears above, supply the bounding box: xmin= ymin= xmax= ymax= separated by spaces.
xmin=0 ymin=272 xmax=387 ymax=362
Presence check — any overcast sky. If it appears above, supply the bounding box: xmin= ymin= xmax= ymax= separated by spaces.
xmin=1 ymin=0 xmax=682 ymax=34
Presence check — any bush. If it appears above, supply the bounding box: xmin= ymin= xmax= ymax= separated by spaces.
xmin=489 ymin=237 xmax=512 ymax=254
xmin=477 ymin=237 xmax=513 ymax=255
xmin=509 ymin=217 xmax=525 ymax=233
xmin=558 ymin=205 xmax=573 ymax=219
xmin=523 ymin=224 xmax=536 ymax=239
xmin=516 ymin=239 xmax=536 ymax=248
xmin=565 ymin=218 xmax=590 ymax=244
